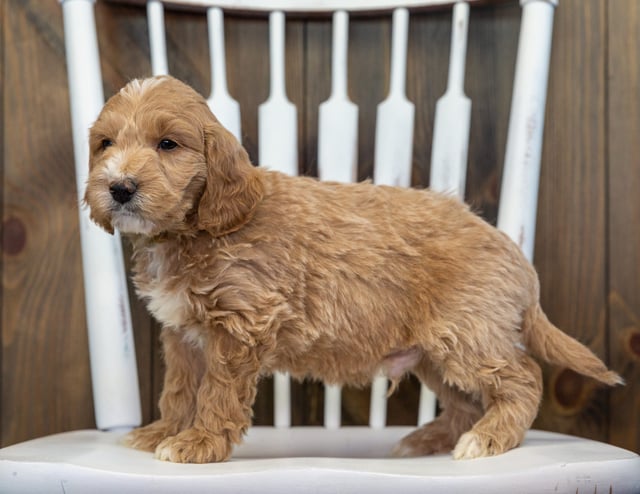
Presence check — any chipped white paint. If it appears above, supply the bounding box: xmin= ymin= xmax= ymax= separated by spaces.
xmin=497 ymin=0 xmax=556 ymax=262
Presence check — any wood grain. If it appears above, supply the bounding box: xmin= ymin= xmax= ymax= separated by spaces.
xmin=0 ymin=0 xmax=5 ymax=443
xmin=532 ymin=0 xmax=610 ymax=442
xmin=1 ymin=0 xmax=94 ymax=445
xmin=607 ymin=0 xmax=640 ymax=453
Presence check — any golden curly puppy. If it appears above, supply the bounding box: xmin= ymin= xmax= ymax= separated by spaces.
xmin=84 ymin=75 xmax=622 ymax=463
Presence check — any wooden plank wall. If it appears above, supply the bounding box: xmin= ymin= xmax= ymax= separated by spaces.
xmin=1 ymin=0 xmax=638 ymax=453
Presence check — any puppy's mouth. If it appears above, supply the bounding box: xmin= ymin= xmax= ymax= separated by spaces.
xmin=111 ymin=209 xmax=156 ymax=235
xmin=109 ymin=199 xmax=156 ymax=236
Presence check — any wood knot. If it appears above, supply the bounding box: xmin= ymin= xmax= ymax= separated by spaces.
xmin=628 ymin=330 xmax=640 ymax=360
xmin=2 ymin=216 xmax=27 ymax=256
xmin=551 ymin=368 xmax=589 ymax=415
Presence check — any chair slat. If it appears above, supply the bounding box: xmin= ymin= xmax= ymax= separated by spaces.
xmin=373 ymin=7 xmax=414 ymax=188
xmin=324 ymin=384 xmax=342 ymax=429
xmin=318 ymin=10 xmax=358 ymax=184
xmin=369 ymin=374 xmax=389 ymax=429
xmin=255 ymin=10 xmax=298 ymax=428
xmin=429 ymin=1 xmax=471 ymax=199
xmin=206 ymin=7 xmax=242 ymax=141
xmin=258 ymin=11 xmax=298 ymax=176
xmin=370 ymin=8 xmax=415 ymax=429
xmin=420 ymin=2 xmax=472 ymax=428
xmin=418 ymin=383 xmax=437 ymax=425
xmin=273 ymin=372 xmax=292 ymax=428
xmin=497 ymin=0 xmax=556 ymax=262
xmin=316 ymin=10 xmax=359 ymax=428
xmin=147 ymin=0 xmax=169 ymax=75
xmin=61 ymin=0 xmax=141 ymax=431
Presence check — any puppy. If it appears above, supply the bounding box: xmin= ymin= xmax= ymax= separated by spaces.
xmin=84 ymin=75 xmax=622 ymax=463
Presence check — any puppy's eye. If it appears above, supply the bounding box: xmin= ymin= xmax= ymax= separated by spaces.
xmin=158 ymin=139 xmax=178 ymax=151
xmin=101 ymin=139 xmax=113 ymax=150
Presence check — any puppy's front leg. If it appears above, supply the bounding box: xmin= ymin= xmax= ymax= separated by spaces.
xmin=124 ymin=329 xmax=203 ymax=452
xmin=155 ymin=328 xmax=261 ymax=463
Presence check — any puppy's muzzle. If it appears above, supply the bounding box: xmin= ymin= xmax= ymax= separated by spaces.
xmin=110 ymin=180 xmax=138 ymax=204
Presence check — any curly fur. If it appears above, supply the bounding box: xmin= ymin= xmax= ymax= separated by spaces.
xmin=84 ymin=75 xmax=622 ymax=463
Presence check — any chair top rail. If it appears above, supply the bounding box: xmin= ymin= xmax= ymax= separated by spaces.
xmin=105 ymin=0 xmax=513 ymax=15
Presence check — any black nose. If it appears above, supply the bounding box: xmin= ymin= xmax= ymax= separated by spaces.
xmin=110 ymin=181 xmax=137 ymax=204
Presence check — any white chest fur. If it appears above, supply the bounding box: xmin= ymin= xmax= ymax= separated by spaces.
xmin=136 ymin=243 xmax=200 ymax=345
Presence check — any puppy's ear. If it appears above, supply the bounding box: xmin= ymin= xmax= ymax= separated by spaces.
xmin=83 ymin=190 xmax=115 ymax=235
xmin=197 ymin=122 xmax=264 ymax=236
xmin=91 ymin=213 xmax=115 ymax=235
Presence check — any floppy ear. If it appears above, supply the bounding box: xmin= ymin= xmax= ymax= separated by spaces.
xmin=196 ymin=122 xmax=264 ymax=236
xmin=83 ymin=188 xmax=115 ymax=235
xmin=84 ymin=148 xmax=115 ymax=234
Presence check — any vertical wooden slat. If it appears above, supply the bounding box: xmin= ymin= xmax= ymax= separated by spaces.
xmin=607 ymin=0 xmax=640 ymax=453
xmin=95 ymin=1 xmax=153 ymax=90
xmin=340 ymin=15 xmax=389 ymax=184
xmin=0 ymin=0 xmax=5 ymax=445
xmin=64 ymin=0 xmax=142 ymax=432
xmin=224 ymin=13 xmax=307 ymax=425
xmin=532 ymin=0 xmax=610 ymax=442
xmin=497 ymin=0 xmax=555 ymax=261
xmin=464 ymin=4 xmax=519 ymax=220
xmin=302 ymin=17 xmax=333 ymax=424
xmin=429 ymin=1 xmax=470 ymax=198
xmin=369 ymin=8 xmax=414 ymax=429
xmin=206 ymin=7 xmax=241 ymax=141
xmin=147 ymin=0 xmax=169 ymax=75
xmin=95 ymin=1 xmax=158 ymax=426
xmin=258 ymin=11 xmax=297 ymax=428
xmin=406 ymin=10 xmax=452 ymax=187
xmin=373 ymin=8 xmax=414 ymax=189
xmin=2 ymin=0 xmax=94 ymax=445
xmin=318 ymin=11 xmax=358 ymax=185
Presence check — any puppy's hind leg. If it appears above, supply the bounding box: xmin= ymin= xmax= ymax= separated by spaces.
xmin=452 ymin=354 xmax=542 ymax=460
xmin=393 ymin=359 xmax=483 ymax=457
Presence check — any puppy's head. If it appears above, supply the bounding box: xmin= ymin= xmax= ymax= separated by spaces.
xmin=84 ymin=75 xmax=263 ymax=237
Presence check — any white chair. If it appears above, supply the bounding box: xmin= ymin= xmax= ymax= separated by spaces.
xmin=1 ymin=1 xmax=638 ymax=492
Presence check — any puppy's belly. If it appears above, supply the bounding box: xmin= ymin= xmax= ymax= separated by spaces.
xmin=272 ymin=345 xmax=423 ymax=386
xmin=381 ymin=346 xmax=423 ymax=380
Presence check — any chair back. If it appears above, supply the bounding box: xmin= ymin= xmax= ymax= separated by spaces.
xmin=60 ymin=0 xmax=557 ymax=432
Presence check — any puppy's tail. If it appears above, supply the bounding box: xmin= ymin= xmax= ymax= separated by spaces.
xmin=522 ymin=304 xmax=624 ymax=386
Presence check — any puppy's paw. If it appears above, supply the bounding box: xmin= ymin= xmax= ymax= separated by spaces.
xmin=155 ymin=428 xmax=232 ymax=463
xmin=452 ymin=431 xmax=486 ymax=459
xmin=392 ymin=422 xmax=455 ymax=457
xmin=122 ymin=420 xmax=178 ymax=452
xmin=452 ymin=430 xmax=512 ymax=460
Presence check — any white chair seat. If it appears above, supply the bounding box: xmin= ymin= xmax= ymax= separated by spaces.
xmin=1 ymin=428 xmax=638 ymax=493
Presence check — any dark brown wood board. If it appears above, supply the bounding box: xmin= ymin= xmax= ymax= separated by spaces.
xmin=607 ymin=0 xmax=640 ymax=454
